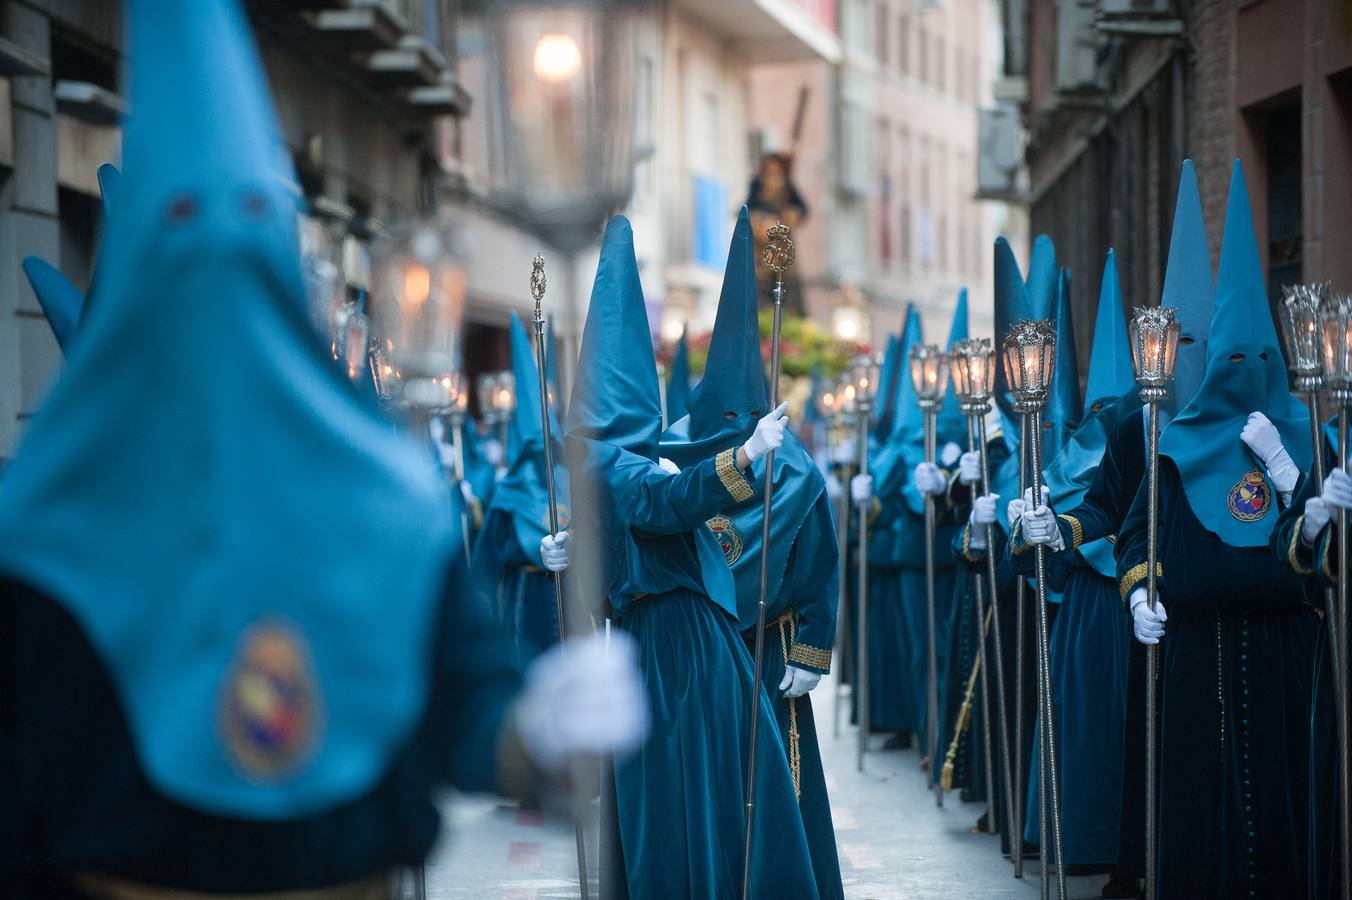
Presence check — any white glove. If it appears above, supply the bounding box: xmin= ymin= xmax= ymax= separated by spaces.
xmin=657 ymin=457 xmax=681 ymax=475
xmin=540 ymin=532 xmax=571 ymax=572
xmin=832 ymin=437 xmax=857 ymax=465
xmin=437 ymin=442 xmax=457 ymax=471
xmin=968 ymin=493 xmax=999 ymax=551
xmin=1129 ymin=587 xmax=1167 ymax=645
xmin=516 ymin=632 xmax=649 ymax=773
xmin=483 ymin=439 xmax=505 ymax=468
xmin=779 ymin=665 xmax=822 ymax=698
xmin=825 ymin=474 xmax=843 ymax=502
xmin=1006 ymin=497 xmax=1025 ymax=529
xmin=940 ymin=442 xmax=962 ymax=467
xmin=743 ymin=402 xmax=790 ymax=463
xmin=459 ymin=480 xmax=477 ymax=508
xmin=1325 ymin=468 xmax=1352 ymax=511
xmin=913 ymin=461 xmax=947 ymax=496
xmin=851 ymin=474 xmax=873 ymax=506
xmin=1242 ymin=411 xmax=1299 ymax=499
xmin=972 ymin=493 xmax=999 ymax=527
xmin=428 ymin=417 xmax=446 ymax=443
xmin=958 ymin=451 xmax=982 ymax=485
xmin=1302 ymin=496 xmax=1331 ymax=546
xmin=1020 ymin=502 xmax=1065 ymax=552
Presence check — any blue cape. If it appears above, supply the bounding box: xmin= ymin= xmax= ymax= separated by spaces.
xmin=660 ymin=206 xmax=824 ymax=629
xmin=1044 ymin=250 xmax=1140 ymax=576
xmin=0 ymin=0 xmax=454 ymax=818
xmin=487 ymin=313 xmax=570 ymax=565
xmin=1159 ymin=160 xmax=1311 ymax=547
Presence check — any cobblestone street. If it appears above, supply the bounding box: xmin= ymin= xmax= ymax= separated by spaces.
xmin=424 ymin=672 xmax=1107 ymax=899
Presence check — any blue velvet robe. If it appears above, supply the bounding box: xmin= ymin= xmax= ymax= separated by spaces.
xmin=589 ymin=449 xmax=819 ymax=899
xmin=469 ymin=510 xmax=558 ymax=666
xmin=1117 ymin=457 xmax=1319 ymax=899
xmin=1008 ymin=409 xmax=1140 ymax=866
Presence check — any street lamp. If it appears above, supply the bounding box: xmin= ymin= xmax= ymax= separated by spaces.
xmin=1002 ymin=318 xmax=1065 ymax=900
xmin=831 ymin=283 xmax=867 ymax=344
xmin=370 ymin=215 xmax=468 ymax=418
xmin=950 ymin=337 xmax=1015 ymax=841
xmin=910 ymin=342 xmax=948 ymax=809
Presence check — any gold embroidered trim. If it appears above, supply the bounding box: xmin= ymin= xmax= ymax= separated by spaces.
xmin=716 ymin=448 xmax=755 ymax=503
xmin=1119 ymin=561 xmax=1164 ymax=601
xmin=788 ymin=641 xmax=832 ymax=672
xmin=1010 ymin=519 xmax=1034 ymax=556
xmin=1058 ymin=514 xmax=1084 ymax=549
xmin=778 ymin=617 xmax=801 ymax=802
xmin=1288 ymin=515 xmax=1315 ymax=576
xmin=1106 ymin=534 xmax=1117 ymax=544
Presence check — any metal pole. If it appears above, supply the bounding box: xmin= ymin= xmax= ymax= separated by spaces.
xmin=1339 ymin=405 xmax=1351 ymax=900
xmin=857 ymin=406 xmax=871 ymax=773
xmin=969 ymin=418 xmax=997 ymax=834
xmin=977 ymin=413 xmax=1019 ymax=853
xmin=741 ymin=224 xmax=794 ymax=900
xmin=530 ymin=255 xmax=589 ymax=900
xmin=833 ymin=436 xmax=853 ymax=739
xmin=1014 ymin=416 xmax=1028 ymax=879
xmin=451 ymin=418 xmax=472 ymax=564
xmin=1143 ymin=395 xmax=1160 ymax=900
xmin=1029 ymin=409 xmax=1066 ymax=900
xmin=923 ymin=404 xmax=943 ymax=807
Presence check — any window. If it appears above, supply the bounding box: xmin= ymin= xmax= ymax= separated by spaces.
xmin=876 ymin=1 xmax=890 ymax=68
xmin=1265 ymin=103 xmax=1303 ymax=301
xmin=879 ymin=117 xmax=893 ymax=266
xmin=917 ymin=25 xmax=928 ymax=85
xmin=898 ymin=14 xmax=910 ymax=75
xmin=898 ymin=127 xmax=911 ymax=263
xmin=935 ymin=35 xmax=945 ymax=93
xmin=634 ymin=55 xmax=655 ymax=197
xmin=954 ymin=48 xmax=964 ymax=102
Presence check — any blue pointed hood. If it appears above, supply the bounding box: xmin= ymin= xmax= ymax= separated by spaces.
xmin=938 ymin=289 xmax=971 ymax=442
xmin=0 ymin=0 xmax=455 ymax=820
xmin=566 ymin=216 xmax=661 ymax=461
xmin=679 ymin=206 xmax=766 ymax=454
xmin=666 ymin=328 xmax=692 ymax=424
xmin=1044 ymin=268 xmax=1082 ymax=454
xmin=873 ymin=333 xmax=903 ymax=441
xmin=1083 ymin=249 xmax=1134 ymax=410
xmin=1160 ymin=160 xmax=1216 ymax=425
xmin=1043 ymin=250 xmax=1141 ymax=577
xmin=870 ymin=306 xmax=923 ymax=501
xmin=490 ymin=313 xmax=569 ymax=563
xmin=1159 ymin=159 xmax=1311 ymax=547
xmin=97 ymin=162 xmax=121 ymax=217
xmin=1026 ymin=234 xmax=1057 ymax=319
xmin=895 ymin=295 xmax=971 ymax=515
xmin=21 ymin=257 xmax=84 ymax=353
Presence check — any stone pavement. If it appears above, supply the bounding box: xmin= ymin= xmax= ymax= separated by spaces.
xmin=422 ymin=671 xmax=1110 ymax=899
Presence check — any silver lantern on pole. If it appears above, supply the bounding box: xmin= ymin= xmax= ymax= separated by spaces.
xmin=1128 ymin=304 xmax=1180 ymax=900
xmin=1003 ymin=319 xmax=1065 ymax=900
xmin=910 ymin=342 xmax=949 ymax=809
xmin=849 ymin=353 xmax=881 ymax=773
xmin=950 ymin=337 xmax=1015 ymax=842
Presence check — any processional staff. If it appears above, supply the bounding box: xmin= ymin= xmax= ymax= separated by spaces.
xmin=741 ymin=222 xmax=796 ymax=900
xmin=529 ymin=254 xmax=591 ymax=900
xmin=1003 ymin=320 xmax=1065 ymax=900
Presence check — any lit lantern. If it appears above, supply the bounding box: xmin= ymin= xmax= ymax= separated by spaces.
xmin=1129 ymin=306 xmax=1181 ymax=402
xmin=1002 ymin=319 xmax=1057 ymax=414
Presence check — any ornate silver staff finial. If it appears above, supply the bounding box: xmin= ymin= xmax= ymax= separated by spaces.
xmin=530 ymin=254 xmax=547 ymax=325
xmin=763 ymin=221 xmax=796 ymax=276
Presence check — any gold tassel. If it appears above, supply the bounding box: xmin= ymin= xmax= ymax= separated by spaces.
xmin=940 ymin=606 xmax=992 ymax=793
xmin=778 ymin=616 xmax=802 ymax=801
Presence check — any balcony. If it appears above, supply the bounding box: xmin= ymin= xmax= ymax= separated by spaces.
xmin=674 ymin=0 xmax=842 ymax=64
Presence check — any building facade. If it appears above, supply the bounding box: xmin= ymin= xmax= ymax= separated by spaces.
xmin=1001 ymin=0 xmax=1352 ymax=372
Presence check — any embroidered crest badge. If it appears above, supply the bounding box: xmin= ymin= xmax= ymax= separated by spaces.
xmin=1228 ymin=470 xmax=1271 ymax=522
xmin=706 ymin=515 xmax=744 ymax=566
xmin=220 ymin=622 xmax=320 ymax=781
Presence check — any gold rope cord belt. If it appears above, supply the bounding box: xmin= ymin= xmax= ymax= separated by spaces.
xmin=773 ymin=610 xmax=802 ymax=802
xmin=70 ymin=873 xmax=391 ymax=900
xmin=940 ymin=605 xmax=992 ymax=793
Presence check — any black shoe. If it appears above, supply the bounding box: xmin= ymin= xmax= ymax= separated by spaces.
xmin=1064 ymin=863 xmax=1113 ymax=877
xmin=882 ymin=732 xmax=912 ymax=750
xmin=972 ymin=810 xmax=990 ymax=833
xmin=1100 ymin=876 xmax=1139 ymax=899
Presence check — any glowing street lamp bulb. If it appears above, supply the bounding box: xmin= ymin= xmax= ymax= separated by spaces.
xmin=403 ymin=263 xmax=431 ymax=309
xmin=534 ymin=34 xmax=582 ymax=82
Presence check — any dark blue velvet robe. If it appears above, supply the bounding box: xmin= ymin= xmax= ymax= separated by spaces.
xmin=1117 ymin=457 xmax=1319 ymax=899
xmin=469 ymin=510 xmax=558 ymax=667
xmin=595 ymin=451 xmax=819 ymax=899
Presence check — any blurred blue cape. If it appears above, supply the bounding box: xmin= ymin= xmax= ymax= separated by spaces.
xmin=0 ymin=0 xmax=454 ymax=819
xmin=1159 ymin=160 xmax=1310 ymax=547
